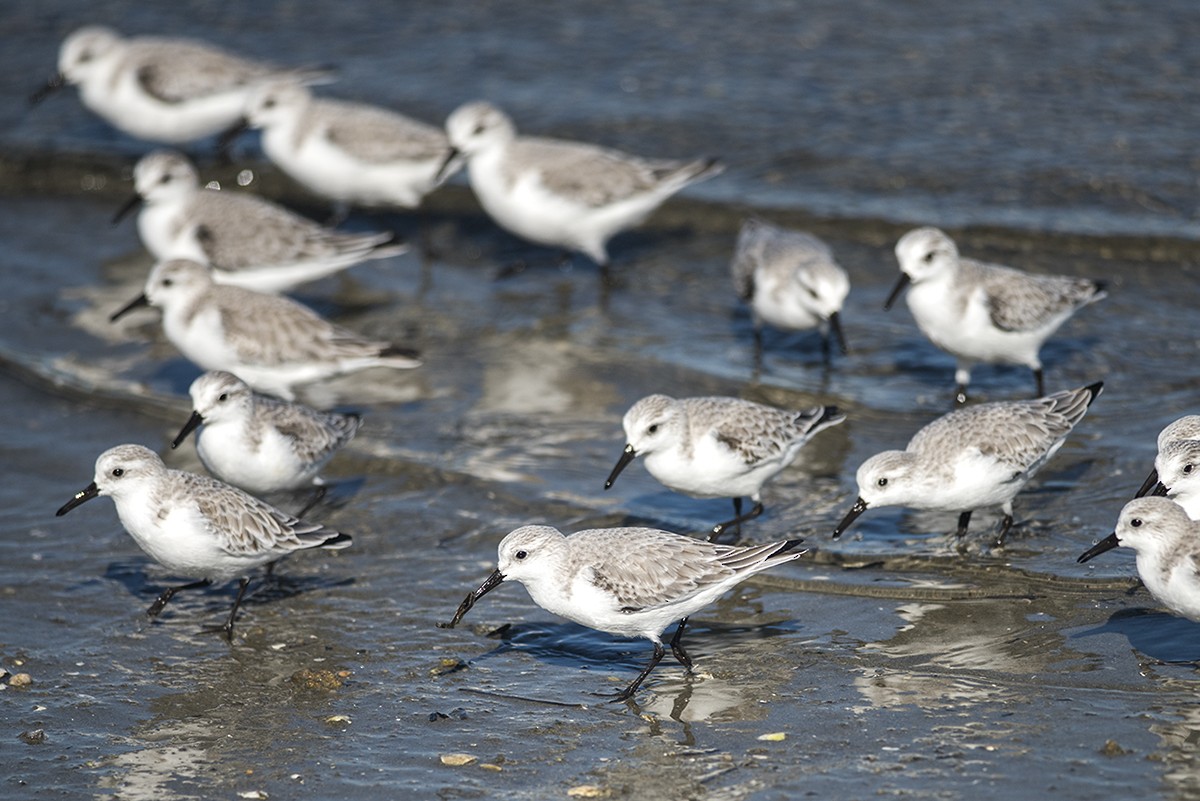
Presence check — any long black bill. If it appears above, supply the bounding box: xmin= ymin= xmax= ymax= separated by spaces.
xmin=829 ymin=310 xmax=849 ymax=355
xmin=433 ymin=146 xmax=461 ymax=184
xmin=110 ymin=293 xmax=150 ymax=322
xmin=29 ymin=73 xmax=65 ymax=107
xmin=1134 ymin=468 xmax=1160 ymax=498
xmin=216 ymin=117 xmax=249 ymax=164
xmin=1077 ymin=532 xmax=1120 ymax=564
xmin=882 ymin=273 xmax=911 ymax=311
xmin=440 ymin=569 xmax=505 ymax=628
xmin=832 ymin=496 xmax=869 ymax=539
xmin=171 ymin=411 xmax=205 ymax=449
xmin=603 ymin=444 xmax=637 ymax=490
xmin=112 ymin=193 xmax=142 ymax=225
xmin=56 ymin=481 xmax=99 ymax=516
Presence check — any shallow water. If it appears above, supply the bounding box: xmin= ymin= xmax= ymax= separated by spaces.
xmin=3 ymin=2 xmax=1200 ymax=799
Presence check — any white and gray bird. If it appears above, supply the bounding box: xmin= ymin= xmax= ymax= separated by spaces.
xmin=833 ymin=381 xmax=1102 ymax=546
xmin=886 ymin=227 xmax=1106 ymax=405
xmin=730 ymin=218 xmax=850 ymax=365
xmin=56 ymin=444 xmax=351 ymax=637
xmin=172 ymin=371 xmax=362 ymax=502
xmin=236 ymin=81 xmax=461 ymax=213
xmin=443 ymin=524 xmax=806 ymax=701
xmin=31 ymin=26 xmax=331 ymax=144
xmin=605 ymin=394 xmax=845 ymax=541
xmin=1078 ymin=497 xmax=1200 ymax=623
xmin=114 ymin=149 xmax=406 ymax=293
xmin=441 ymin=101 xmax=722 ymax=273
xmin=110 ymin=259 xmax=421 ymax=401
xmin=1134 ymin=415 xmax=1200 ymax=499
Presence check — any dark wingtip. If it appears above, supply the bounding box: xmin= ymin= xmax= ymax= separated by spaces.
xmin=1083 ymin=381 xmax=1104 ymax=406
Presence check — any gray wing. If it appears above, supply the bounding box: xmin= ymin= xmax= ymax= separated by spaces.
xmin=192 ymin=192 xmax=391 ymax=269
xmin=967 ymin=260 xmax=1103 ymax=332
xmin=130 ymin=40 xmax=282 ymax=103
xmin=511 ymin=137 xmax=711 ymax=207
xmin=178 ymin=472 xmax=345 ymax=556
xmin=732 ymin=219 xmax=835 ymax=301
xmin=260 ymin=398 xmax=362 ymax=462
xmin=910 ymin=392 xmax=1091 ymax=471
xmin=215 ymin=289 xmax=389 ymax=365
xmin=694 ymin=398 xmax=830 ymax=465
xmin=317 ymin=101 xmax=450 ymax=164
xmin=575 ymin=529 xmax=734 ymax=611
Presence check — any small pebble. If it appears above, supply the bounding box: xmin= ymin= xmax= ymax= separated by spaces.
xmin=1100 ymin=739 xmax=1130 ymax=757
xmin=8 ymin=673 xmax=32 ymax=688
xmin=757 ymin=732 xmax=787 ymax=742
xmin=568 ymin=786 xmax=610 ymax=798
xmin=440 ymin=753 xmax=477 ymax=767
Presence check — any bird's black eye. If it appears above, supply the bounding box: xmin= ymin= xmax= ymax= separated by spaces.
xmin=647 ymin=424 xmax=659 ymax=434
xmin=515 ymin=550 xmax=528 ymax=560
xmin=877 ymin=477 xmax=888 ymax=487
xmin=922 ymin=252 xmax=935 ymax=264
xmin=472 ymin=124 xmax=486 ymax=136
xmin=263 ymin=99 xmax=276 ymax=109
xmin=162 ymin=278 xmax=173 ymax=287
xmin=1131 ymin=518 xmax=1142 ymax=528
xmin=112 ymin=467 xmax=124 ymax=477
xmin=159 ymin=174 xmax=171 ymax=184
xmin=78 ymin=51 xmax=93 ymax=63
xmin=1185 ymin=464 xmax=1194 ymax=474
xmin=217 ymin=393 xmax=228 ymax=402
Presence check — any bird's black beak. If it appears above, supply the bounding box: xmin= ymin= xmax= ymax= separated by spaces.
xmin=171 ymin=411 xmax=205 ymax=449
xmin=110 ymin=293 xmax=150 ymax=323
xmin=56 ymin=481 xmax=99 ymax=516
xmin=112 ymin=193 xmax=142 ymax=225
xmin=883 ymin=273 xmax=911 ymax=311
xmin=604 ymin=444 xmax=637 ymax=490
xmin=440 ymin=568 xmax=505 ymax=628
xmin=433 ymin=147 xmax=461 ymax=184
xmin=1077 ymin=532 xmax=1120 ymax=564
xmin=29 ymin=72 xmax=65 ymax=107
xmin=1133 ymin=467 xmax=1163 ymax=498
xmin=829 ymin=310 xmax=849 ymax=355
xmin=832 ymin=496 xmax=869 ymax=539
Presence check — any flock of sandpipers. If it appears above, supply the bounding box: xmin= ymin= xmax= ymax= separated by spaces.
xmin=33 ymin=26 xmax=1199 ymax=701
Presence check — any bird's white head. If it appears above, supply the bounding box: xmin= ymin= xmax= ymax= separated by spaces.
xmin=444 ymin=101 xmax=517 ymax=156
xmin=58 ymin=26 xmax=121 ymax=82
xmin=894 ymin=226 xmax=959 ymax=284
xmin=133 ymin=150 xmax=200 ymax=203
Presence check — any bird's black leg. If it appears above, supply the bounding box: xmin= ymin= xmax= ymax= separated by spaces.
xmin=995 ymin=513 xmax=1015 ymax=548
xmin=1033 ymin=368 xmax=1045 ymax=398
xmin=954 ymin=383 xmax=969 ymax=406
xmin=614 ymin=642 xmax=665 ymax=702
xmin=955 ymin=511 xmax=972 ymax=538
xmin=710 ymin=499 xmax=764 ymax=542
xmin=146 ymin=579 xmax=212 ymax=618
xmin=221 ymin=577 xmax=252 ymax=641
xmin=669 ymin=617 xmax=693 ymax=671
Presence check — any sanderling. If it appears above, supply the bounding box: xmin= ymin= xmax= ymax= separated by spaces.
xmin=1141 ymin=439 xmax=1200 ymax=520
xmin=31 ymin=26 xmax=331 ymax=144
xmin=731 ymin=218 xmax=850 ymax=364
xmin=886 ymin=227 xmax=1106 ymax=405
xmin=171 ymin=370 xmax=362 ymax=504
xmin=440 ymin=101 xmax=723 ymax=273
xmin=55 ymin=444 xmax=351 ymax=637
xmin=228 ymin=82 xmax=460 ymax=214
xmin=442 ymin=524 xmax=806 ymax=701
xmin=1077 ymin=497 xmax=1200 ymax=622
xmin=833 ymin=381 xmax=1102 ymax=546
xmin=1135 ymin=415 xmax=1200 ymax=498
xmin=110 ymin=259 xmax=421 ymax=401
xmin=114 ymin=150 xmax=406 ymax=294
xmin=605 ymin=395 xmax=845 ymax=541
